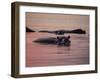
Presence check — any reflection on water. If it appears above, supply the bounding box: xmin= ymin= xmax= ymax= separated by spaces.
xmin=26 ymin=32 xmax=89 ymax=67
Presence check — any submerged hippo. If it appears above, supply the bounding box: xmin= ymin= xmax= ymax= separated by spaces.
xmin=57 ymin=35 xmax=71 ymax=46
xmin=34 ymin=36 xmax=71 ymax=47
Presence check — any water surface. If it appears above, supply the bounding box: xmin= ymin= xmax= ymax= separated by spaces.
xmin=26 ymin=32 xmax=89 ymax=67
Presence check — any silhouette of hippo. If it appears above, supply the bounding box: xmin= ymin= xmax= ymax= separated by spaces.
xmin=34 ymin=36 xmax=71 ymax=47
xmin=57 ymin=35 xmax=71 ymax=46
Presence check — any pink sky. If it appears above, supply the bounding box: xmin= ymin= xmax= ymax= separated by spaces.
xmin=26 ymin=12 xmax=89 ymax=33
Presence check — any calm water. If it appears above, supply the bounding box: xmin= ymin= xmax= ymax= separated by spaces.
xmin=26 ymin=32 xmax=89 ymax=67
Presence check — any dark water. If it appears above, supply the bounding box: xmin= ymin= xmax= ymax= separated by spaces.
xmin=26 ymin=32 xmax=89 ymax=67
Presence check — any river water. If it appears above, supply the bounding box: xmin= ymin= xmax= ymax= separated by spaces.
xmin=26 ymin=32 xmax=89 ymax=67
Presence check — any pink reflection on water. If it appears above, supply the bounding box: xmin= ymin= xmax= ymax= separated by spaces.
xmin=26 ymin=32 xmax=89 ymax=67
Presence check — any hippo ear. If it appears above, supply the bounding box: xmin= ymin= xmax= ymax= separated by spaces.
xmin=68 ymin=36 xmax=70 ymax=38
